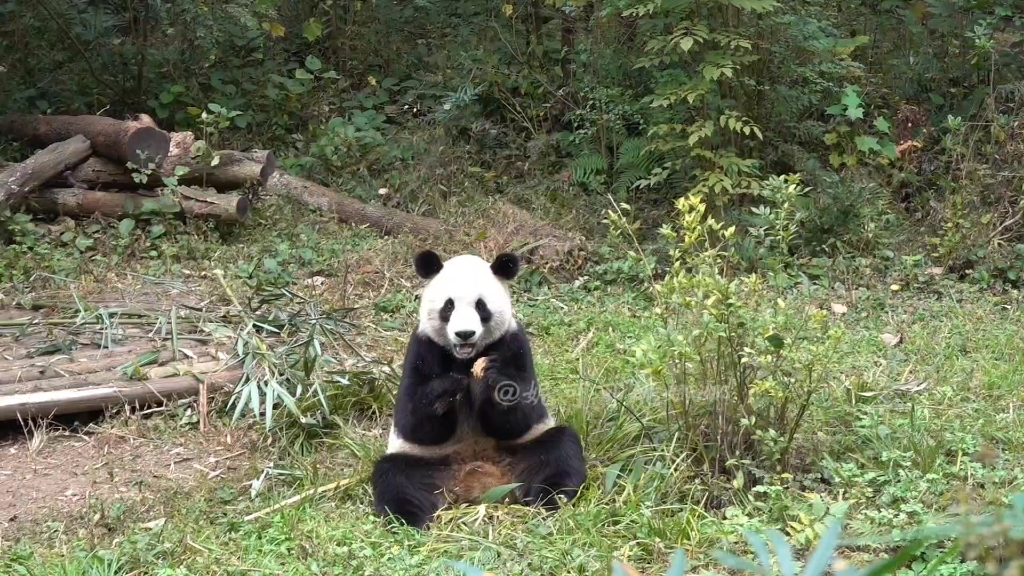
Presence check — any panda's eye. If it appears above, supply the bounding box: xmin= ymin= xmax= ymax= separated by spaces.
xmin=439 ymin=298 xmax=455 ymax=322
xmin=475 ymin=298 xmax=493 ymax=323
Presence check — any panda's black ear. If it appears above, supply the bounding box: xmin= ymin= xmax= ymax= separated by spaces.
xmin=490 ymin=252 xmax=520 ymax=281
xmin=414 ymin=250 xmax=444 ymax=279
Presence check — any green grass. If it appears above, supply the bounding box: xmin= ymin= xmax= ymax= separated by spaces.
xmin=1 ymin=191 xmax=1023 ymax=576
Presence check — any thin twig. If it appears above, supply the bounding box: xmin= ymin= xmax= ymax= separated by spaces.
xmin=243 ymin=477 xmax=357 ymax=521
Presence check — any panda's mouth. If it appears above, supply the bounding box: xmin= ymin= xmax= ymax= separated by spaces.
xmin=454 ymin=343 xmax=476 ymax=357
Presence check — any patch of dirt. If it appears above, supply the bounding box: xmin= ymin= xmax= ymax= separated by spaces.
xmin=0 ymin=424 xmax=260 ymax=536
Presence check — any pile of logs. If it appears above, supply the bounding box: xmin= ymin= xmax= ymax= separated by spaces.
xmin=0 ymin=112 xmax=586 ymax=271
xmin=0 ymin=337 xmax=240 ymax=423
xmin=0 ymin=114 xmax=259 ymax=223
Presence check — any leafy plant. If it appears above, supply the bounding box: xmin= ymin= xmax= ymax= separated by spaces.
xmin=823 ymin=85 xmax=898 ymax=169
xmin=613 ymin=192 xmax=845 ymax=490
xmin=570 ymin=136 xmax=660 ymax=198
xmin=214 ymin=272 xmax=394 ymax=430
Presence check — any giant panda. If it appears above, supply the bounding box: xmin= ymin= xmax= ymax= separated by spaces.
xmin=370 ymin=249 xmax=587 ymax=529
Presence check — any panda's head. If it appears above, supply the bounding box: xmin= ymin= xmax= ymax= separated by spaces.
xmin=414 ymin=249 xmax=521 ymax=360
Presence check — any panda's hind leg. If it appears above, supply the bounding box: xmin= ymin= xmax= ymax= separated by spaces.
xmin=371 ymin=453 xmax=449 ymax=529
xmin=506 ymin=425 xmax=586 ymax=511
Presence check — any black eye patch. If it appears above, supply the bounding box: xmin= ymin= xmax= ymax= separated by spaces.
xmin=475 ymin=298 xmax=493 ymax=323
xmin=439 ymin=298 xmax=454 ymax=323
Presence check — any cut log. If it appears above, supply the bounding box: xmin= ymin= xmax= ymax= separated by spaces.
xmin=0 ymin=369 xmax=242 ymax=421
xmin=161 ymin=131 xmax=276 ymax=189
xmin=24 ymin=186 xmax=250 ymax=223
xmin=0 ymin=135 xmax=92 ymax=207
xmin=0 ymin=114 xmax=171 ymax=168
xmin=0 ymin=146 xmax=276 ymax=192
xmin=266 ymin=170 xmax=451 ymax=238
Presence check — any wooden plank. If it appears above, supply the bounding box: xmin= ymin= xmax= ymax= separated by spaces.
xmin=0 ymin=370 xmax=241 ymax=421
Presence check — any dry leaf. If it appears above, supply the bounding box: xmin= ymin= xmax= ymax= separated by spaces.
xmin=894 ymin=380 xmax=928 ymax=393
xmin=926 ymin=267 xmax=944 ymax=275
xmin=972 ymin=444 xmax=1001 ymax=466
xmin=880 ymin=333 xmax=903 ymax=347
xmin=830 ymin=302 xmax=848 ymax=315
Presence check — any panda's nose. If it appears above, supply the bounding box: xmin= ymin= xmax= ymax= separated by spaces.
xmin=454 ymin=330 xmax=476 ymax=342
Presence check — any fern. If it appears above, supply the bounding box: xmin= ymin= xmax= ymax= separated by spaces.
xmin=570 ymin=152 xmax=607 ymax=190
xmin=611 ymin=137 xmax=660 ymax=195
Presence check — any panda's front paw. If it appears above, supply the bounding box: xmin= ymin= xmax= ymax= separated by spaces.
xmin=426 ymin=375 xmax=468 ymax=415
xmin=471 ymin=357 xmax=489 ymax=380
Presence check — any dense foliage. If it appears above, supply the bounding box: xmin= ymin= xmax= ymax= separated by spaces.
xmin=5 ymin=0 xmax=1023 ymax=282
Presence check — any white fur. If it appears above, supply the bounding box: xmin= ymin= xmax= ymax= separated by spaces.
xmin=417 ymin=254 xmax=516 ymax=359
xmin=386 ymin=414 xmax=556 ymax=457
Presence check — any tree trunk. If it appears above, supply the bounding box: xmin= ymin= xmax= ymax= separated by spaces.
xmin=25 ymin=186 xmax=250 ymax=223
xmin=0 ymin=369 xmax=242 ymax=421
xmin=0 ymin=114 xmax=172 ymax=168
xmin=0 ymin=135 xmax=92 ymax=208
xmin=560 ymin=7 xmax=577 ymax=89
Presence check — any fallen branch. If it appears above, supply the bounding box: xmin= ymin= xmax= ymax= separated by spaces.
xmin=0 ymin=114 xmax=171 ymax=168
xmin=0 ymin=135 xmax=92 ymax=207
xmin=0 ymin=369 xmax=242 ymax=421
xmin=25 ymin=186 xmax=250 ymax=223
xmin=264 ymin=167 xmax=585 ymax=270
xmin=266 ymin=169 xmax=450 ymax=238
xmin=243 ymin=477 xmax=358 ymax=522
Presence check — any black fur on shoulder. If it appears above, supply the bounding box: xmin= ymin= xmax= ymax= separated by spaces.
xmin=490 ymin=252 xmax=520 ymax=281
xmin=414 ymin=249 xmax=444 ymax=279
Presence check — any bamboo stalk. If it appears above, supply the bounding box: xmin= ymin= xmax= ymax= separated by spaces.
xmin=0 ymin=346 xmax=170 ymax=386
xmin=243 ymin=478 xmax=357 ymax=522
